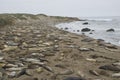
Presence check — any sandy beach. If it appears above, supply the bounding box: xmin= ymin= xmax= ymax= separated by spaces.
xmin=0 ymin=14 xmax=120 ymax=80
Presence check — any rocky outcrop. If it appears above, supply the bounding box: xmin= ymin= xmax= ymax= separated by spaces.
xmin=82 ymin=22 xmax=89 ymax=25
xmin=106 ymin=28 xmax=115 ymax=32
xmin=81 ymin=28 xmax=91 ymax=32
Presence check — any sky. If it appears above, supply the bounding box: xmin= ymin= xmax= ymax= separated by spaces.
xmin=0 ymin=0 xmax=120 ymax=17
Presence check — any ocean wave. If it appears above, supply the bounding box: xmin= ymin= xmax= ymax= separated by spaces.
xmin=85 ymin=18 xmax=113 ymax=21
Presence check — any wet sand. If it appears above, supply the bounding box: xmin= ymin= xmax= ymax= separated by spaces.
xmin=0 ymin=14 xmax=120 ymax=80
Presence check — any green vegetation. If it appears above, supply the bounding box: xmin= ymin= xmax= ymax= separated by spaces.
xmin=0 ymin=13 xmax=79 ymax=27
xmin=0 ymin=15 xmax=14 ymax=27
xmin=50 ymin=16 xmax=80 ymax=20
xmin=13 ymin=14 xmax=39 ymax=20
xmin=36 ymin=14 xmax=48 ymax=17
xmin=0 ymin=13 xmax=39 ymax=27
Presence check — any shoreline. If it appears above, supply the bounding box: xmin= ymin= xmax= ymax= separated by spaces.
xmin=56 ymin=19 xmax=120 ymax=46
xmin=0 ymin=14 xmax=120 ymax=80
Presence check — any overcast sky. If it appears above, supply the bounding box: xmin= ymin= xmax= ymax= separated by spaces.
xmin=0 ymin=0 xmax=120 ymax=17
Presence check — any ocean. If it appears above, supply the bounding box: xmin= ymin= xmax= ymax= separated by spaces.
xmin=56 ymin=16 xmax=120 ymax=46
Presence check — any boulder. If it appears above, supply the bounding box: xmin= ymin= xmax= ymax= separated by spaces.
xmin=81 ymin=28 xmax=91 ymax=32
xmin=82 ymin=22 xmax=89 ymax=25
xmin=65 ymin=27 xmax=68 ymax=30
xmin=106 ymin=28 xmax=115 ymax=32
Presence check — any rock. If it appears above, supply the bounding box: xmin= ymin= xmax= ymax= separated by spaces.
xmin=64 ymin=76 xmax=86 ymax=80
xmin=99 ymin=65 xmax=120 ymax=71
xmin=58 ymin=69 xmax=74 ymax=75
xmin=112 ymin=73 xmax=120 ymax=78
xmin=97 ymin=39 xmax=105 ymax=42
xmin=82 ymin=22 xmax=89 ymax=25
xmin=65 ymin=27 xmax=68 ymax=30
xmin=89 ymin=70 xmax=99 ymax=76
xmin=81 ymin=28 xmax=91 ymax=32
xmin=106 ymin=28 xmax=115 ymax=32
xmin=89 ymin=32 xmax=93 ymax=34
xmin=77 ymin=30 xmax=80 ymax=32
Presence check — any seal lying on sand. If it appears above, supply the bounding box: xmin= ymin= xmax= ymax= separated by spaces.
xmin=64 ymin=77 xmax=86 ymax=80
